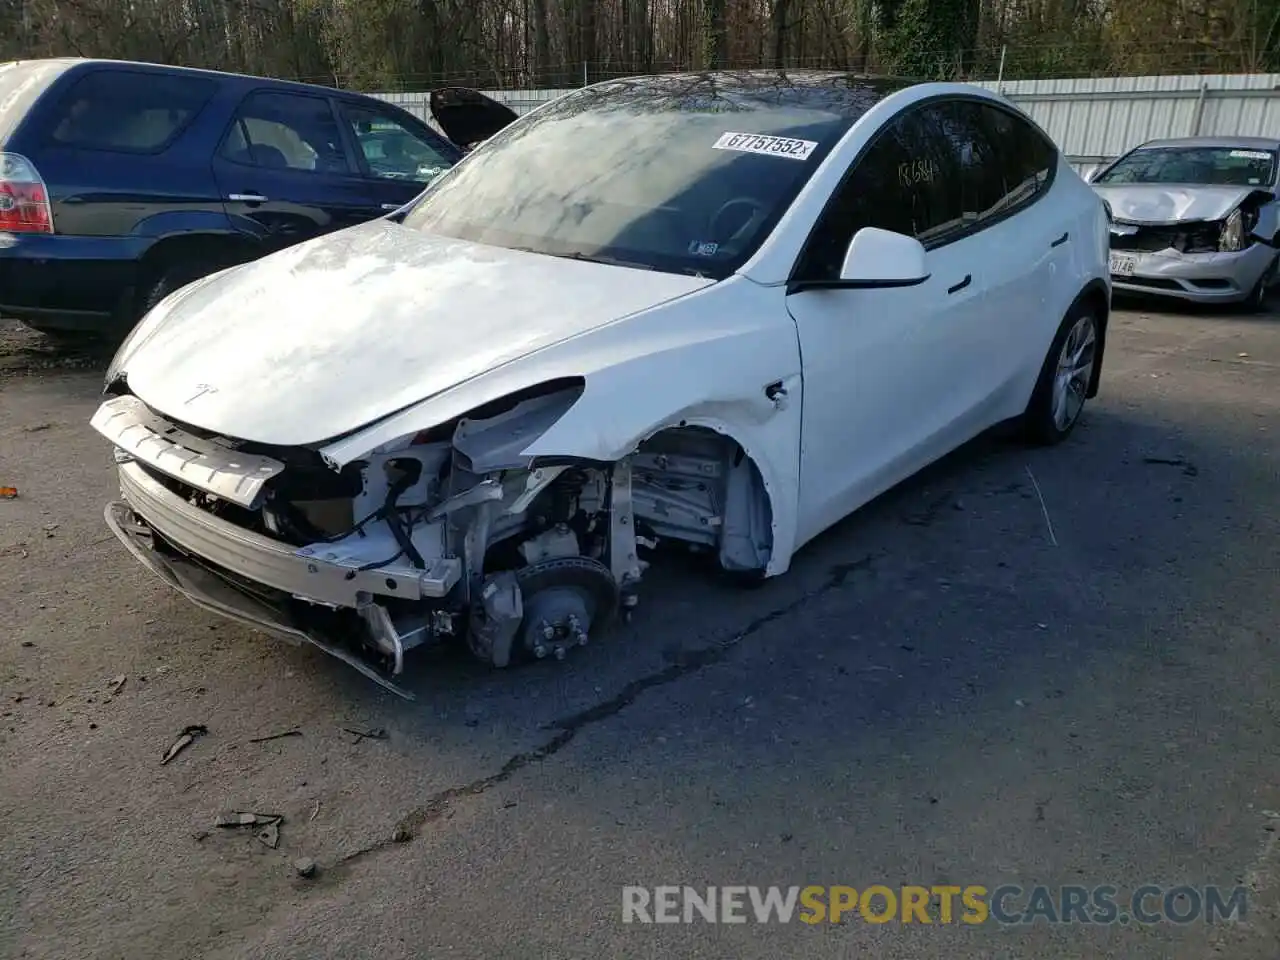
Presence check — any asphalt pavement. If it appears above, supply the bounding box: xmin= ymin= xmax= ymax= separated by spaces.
xmin=1 ymin=303 xmax=1278 ymax=959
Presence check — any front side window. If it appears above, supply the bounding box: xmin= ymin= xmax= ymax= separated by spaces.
xmin=220 ymin=92 xmax=350 ymax=175
xmin=47 ymin=70 xmax=216 ymax=153
xmin=797 ymin=105 xmax=964 ymax=280
xmin=339 ymin=103 xmax=457 ymax=184
xmin=400 ymin=76 xmax=909 ymax=279
xmin=1094 ymin=146 xmax=1276 ymax=187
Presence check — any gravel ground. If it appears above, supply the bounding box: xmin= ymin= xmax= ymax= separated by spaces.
xmin=1 ymin=304 xmax=1278 ymax=960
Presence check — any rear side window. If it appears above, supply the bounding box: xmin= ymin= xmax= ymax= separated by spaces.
xmin=978 ymin=104 xmax=1057 ymax=206
xmin=220 ymin=92 xmax=351 ymax=174
xmin=46 ymin=70 xmax=216 ymax=153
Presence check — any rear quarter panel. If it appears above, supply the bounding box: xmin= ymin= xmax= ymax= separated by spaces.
xmin=15 ymin=65 xmax=241 ymax=240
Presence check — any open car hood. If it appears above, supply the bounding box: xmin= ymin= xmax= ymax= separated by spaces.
xmin=114 ymin=220 xmax=714 ymax=448
xmin=429 ymin=87 xmax=519 ymax=148
xmin=1091 ymin=183 xmax=1271 ymax=224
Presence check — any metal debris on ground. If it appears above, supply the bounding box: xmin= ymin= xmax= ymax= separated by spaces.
xmin=107 ymin=675 xmax=126 ymax=697
xmin=0 ymin=487 xmax=17 ymax=499
xmin=160 ymin=724 xmax=208 ymax=765
xmin=293 ymin=857 xmax=317 ymax=878
xmin=214 ymin=811 xmax=285 ymax=849
xmin=309 ymin=799 xmax=321 ymax=821
xmin=342 ymin=725 xmax=388 ymax=744
xmin=248 ymin=729 xmax=302 ymax=744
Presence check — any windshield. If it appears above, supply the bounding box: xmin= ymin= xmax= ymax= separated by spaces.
xmin=1095 ymin=146 xmax=1277 ymax=187
xmin=401 ymin=74 xmax=901 ymax=278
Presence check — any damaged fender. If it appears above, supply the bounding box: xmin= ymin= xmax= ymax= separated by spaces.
xmin=319 ymin=277 xmax=804 ymax=577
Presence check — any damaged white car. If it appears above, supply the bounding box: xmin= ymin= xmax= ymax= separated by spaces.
xmin=91 ymin=71 xmax=1111 ymax=698
xmin=1090 ymin=136 xmax=1280 ymax=309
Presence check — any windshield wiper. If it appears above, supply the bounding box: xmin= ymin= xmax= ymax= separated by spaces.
xmin=548 ymin=251 xmax=656 ymax=270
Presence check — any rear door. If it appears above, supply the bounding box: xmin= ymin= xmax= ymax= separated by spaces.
xmin=334 ymin=98 xmax=461 ymax=214
xmin=212 ymin=89 xmax=380 ymax=253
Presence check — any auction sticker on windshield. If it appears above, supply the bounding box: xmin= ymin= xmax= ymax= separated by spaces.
xmin=1230 ymin=150 xmax=1272 ymax=160
xmin=713 ymin=132 xmax=818 ymax=161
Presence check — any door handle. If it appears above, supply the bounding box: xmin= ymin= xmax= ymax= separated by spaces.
xmin=947 ymin=274 xmax=972 ymax=295
xmin=228 ymin=193 xmax=268 ymax=203
xmin=1051 ymin=231 xmax=1069 ymax=247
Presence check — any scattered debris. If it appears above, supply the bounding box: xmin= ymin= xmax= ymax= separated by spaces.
xmin=1142 ymin=456 xmax=1199 ymax=477
xmin=192 ymin=830 xmax=210 ymax=842
xmin=42 ymin=523 xmax=58 ymax=538
xmin=20 ymin=641 xmax=33 ymax=648
xmin=0 ymin=487 xmax=17 ymax=499
xmin=161 ymin=724 xmax=208 ymax=765
xmin=342 ymin=725 xmax=388 ymax=744
xmin=214 ymin=811 xmax=285 ymax=848
xmin=107 ymin=675 xmax=126 ymax=697
xmin=293 ymin=857 xmax=317 ymax=878
xmin=257 ymin=819 xmax=281 ymax=848
xmin=1023 ymin=465 xmax=1058 ymax=547
xmin=22 ymin=422 xmax=52 ymax=433
xmin=248 ymin=729 xmax=302 ymax=744
xmin=309 ymin=799 xmax=321 ymax=822
xmin=1238 ymin=352 xmax=1250 ymax=358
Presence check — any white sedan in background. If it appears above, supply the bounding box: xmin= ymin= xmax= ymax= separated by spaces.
xmin=91 ymin=71 xmax=1110 ymax=698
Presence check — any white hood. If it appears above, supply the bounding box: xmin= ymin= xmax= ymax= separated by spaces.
xmin=1091 ymin=183 xmax=1268 ymax=224
xmin=117 ymin=220 xmax=714 ymax=446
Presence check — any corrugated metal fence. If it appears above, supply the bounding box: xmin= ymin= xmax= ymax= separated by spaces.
xmin=375 ymin=73 xmax=1280 ymax=178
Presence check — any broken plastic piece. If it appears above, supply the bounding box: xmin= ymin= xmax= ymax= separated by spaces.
xmin=0 ymin=487 xmax=16 ymax=499
xmin=214 ymin=811 xmax=284 ymax=848
xmin=160 ymin=724 xmax=207 ymax=764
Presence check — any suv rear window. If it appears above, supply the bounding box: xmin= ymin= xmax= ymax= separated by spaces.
xmin=0 ymin=60 xmax=73 ymax=141
xmin=46 ymin=69 xmax=216 ymax=153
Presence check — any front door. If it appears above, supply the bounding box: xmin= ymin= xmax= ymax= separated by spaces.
xmin=212 ymin=89 xmax=380 ymax=254
xmin=334 ymin=99 xmax=462 ymax=215
xmin=784 ymin=101 xmax=997 ymax=546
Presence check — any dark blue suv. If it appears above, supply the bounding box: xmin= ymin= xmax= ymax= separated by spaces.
xmin=0 ymin=59 xmax=516 ymax=340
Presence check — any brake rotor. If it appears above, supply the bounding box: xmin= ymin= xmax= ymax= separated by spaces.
xmin=515 ymin=557 xmax=619 ymax=662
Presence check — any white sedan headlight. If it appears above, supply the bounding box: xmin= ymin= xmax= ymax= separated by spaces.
xmin=1219 ymin=208 xmax=1247 ymax=253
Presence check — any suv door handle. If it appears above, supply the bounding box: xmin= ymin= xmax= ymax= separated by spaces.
xmin=947 ymin=274 xmax=972 ymax=295
xmin=228 ymin=193 xmax=268 ymax=203
xmin=1051 ymin=231 xmax=1069 ymax=247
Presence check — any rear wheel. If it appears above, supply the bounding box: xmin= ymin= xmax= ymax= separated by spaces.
xmin=1022 ymin=301 xmax=1099 ymax=445
xmin=138 ymin=257 xmax=222 ymax=319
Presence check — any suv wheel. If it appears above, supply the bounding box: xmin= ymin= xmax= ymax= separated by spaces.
xmin=139 ymin=259 xmax=221 ymax=319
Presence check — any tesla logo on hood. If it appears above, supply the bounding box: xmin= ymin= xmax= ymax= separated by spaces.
xmin=184 ymin=383 xmax=219 ymax=404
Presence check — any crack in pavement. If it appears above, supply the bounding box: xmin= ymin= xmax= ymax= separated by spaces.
xmin=335 ymin=553 xmax=879 ymax=873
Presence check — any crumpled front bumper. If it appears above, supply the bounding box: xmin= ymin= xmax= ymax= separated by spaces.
xmin=104 ymin=461 xmax=457 ymax=699
xmin=1109 ymin=241 xmax=1276 ymax=303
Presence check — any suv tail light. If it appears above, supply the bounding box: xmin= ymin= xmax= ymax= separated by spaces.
xmin=0 ymin=153 xmax=54 ymax=234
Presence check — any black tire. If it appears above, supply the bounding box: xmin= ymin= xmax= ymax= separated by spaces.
xmin=1241 ymin=252 xmax=1278 ymax=314
xmin=1022 ymin=300 xmax=1100 ymax=446
xmin=138 ymin=259 xmax=220 ymax=319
